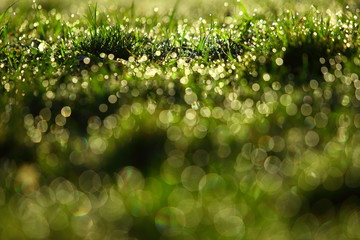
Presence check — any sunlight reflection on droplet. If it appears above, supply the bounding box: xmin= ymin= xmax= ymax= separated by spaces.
xmin=264 ymin=156 xmax=281 ymax=174
xmin=341 ymin=95 xmax=350 ymax=106
xmin=89 ymin=136 xmax=107 ymax=154
xmin=214 ymin=208 xmax=245 ymax=237
xmin=70 ymin=192 xmax=92 ymax=216
xmin=181 ymin=166 xmax=206 ymax=191
xmin=99 ymin=188 xmax=125 ymax=222
xmin=155 ymin=207 xmax=185 ymax=235
xmin=167 ymin=126 xmax=182 ymax=142
xmin=275 ymin=58 xmax=283 ymax=66
xmin=61 ymin=106 xmax=72 ymax=118
xmin=117 ymin=166 xmax=144 ymax=192
xmin=263 ymin=73 xmax=271 ymax=81
xmin=257 ymin=171 xmax=283 ymax=193
xmin=305 ymin=130 xmax=320 ymax=147
xmin=83 ymin=57 xmax=90 ymax=65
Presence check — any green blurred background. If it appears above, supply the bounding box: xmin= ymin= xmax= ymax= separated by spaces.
xmin=0 ymin=0 xmax=359 ymax=239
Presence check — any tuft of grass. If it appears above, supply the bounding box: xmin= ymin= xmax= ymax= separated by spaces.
xmin=77 ymin=25 xmax=138 ymax=59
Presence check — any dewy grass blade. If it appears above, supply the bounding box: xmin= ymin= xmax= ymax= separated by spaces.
xmin=0 ymin=1 xmax=16 ymax=23
xmin=167 ymin=0 xmax=180 ymax=32
xmin=0 ymin=2 xmax=16 ymax=39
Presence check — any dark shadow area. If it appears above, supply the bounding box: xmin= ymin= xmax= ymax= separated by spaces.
xmin=103 ymin=130 xmax=167 ymax=177
xmin=129 ymin=217 xmax=162 ymax=240
xmin=302 ymin=184 xmax=360 ymax=218
xmin=0 ymin=136 xmax=36 ymax=164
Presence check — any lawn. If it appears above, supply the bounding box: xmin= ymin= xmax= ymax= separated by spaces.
xmin=0 ymin=0 xmax=359 ymax=239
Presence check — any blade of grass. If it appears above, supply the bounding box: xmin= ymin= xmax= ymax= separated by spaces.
xmin=0 ymin=1 xmax=16 ymax=40
xmin=0 ymin=1 xmax=16 ymax=23
xmin=238 ymin=1 xmax=250 ymax=20
xmin=86 ymin=3 xmax=98 ymax=37
xmin=167 ymin=0 xmax=180 ymax=32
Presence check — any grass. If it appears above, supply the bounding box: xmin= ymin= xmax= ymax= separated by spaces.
xmin=0 ymin=1 xmax=360 ymax=239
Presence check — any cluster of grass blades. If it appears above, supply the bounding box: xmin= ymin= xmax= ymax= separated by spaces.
xmin=75 ymin=6 xmax=358 ymax=76
xmin=76 ymin=25 xmax=252 ymax=62
xmin=75 ymin=8 xmax=256 ymax=63
xmin=78 ymin=25 xmax=139 ymax=60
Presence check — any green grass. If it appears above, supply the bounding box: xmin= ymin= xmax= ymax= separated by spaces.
xmin=0 ymin=1 xmax=360 ymax=239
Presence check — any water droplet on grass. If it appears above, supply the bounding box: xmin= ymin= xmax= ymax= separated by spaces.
xmin=263 ymin=73 xmax=271 ymax=81
xmin=61 ymin=106 xmax=71 ymax=118
xmin=341 ymin=95 xmax=350 ymax=106
xmin=83 ymin=57 xmax=90 ymax=65
xmin=275 ymin=57 xmax=283 ymax=66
